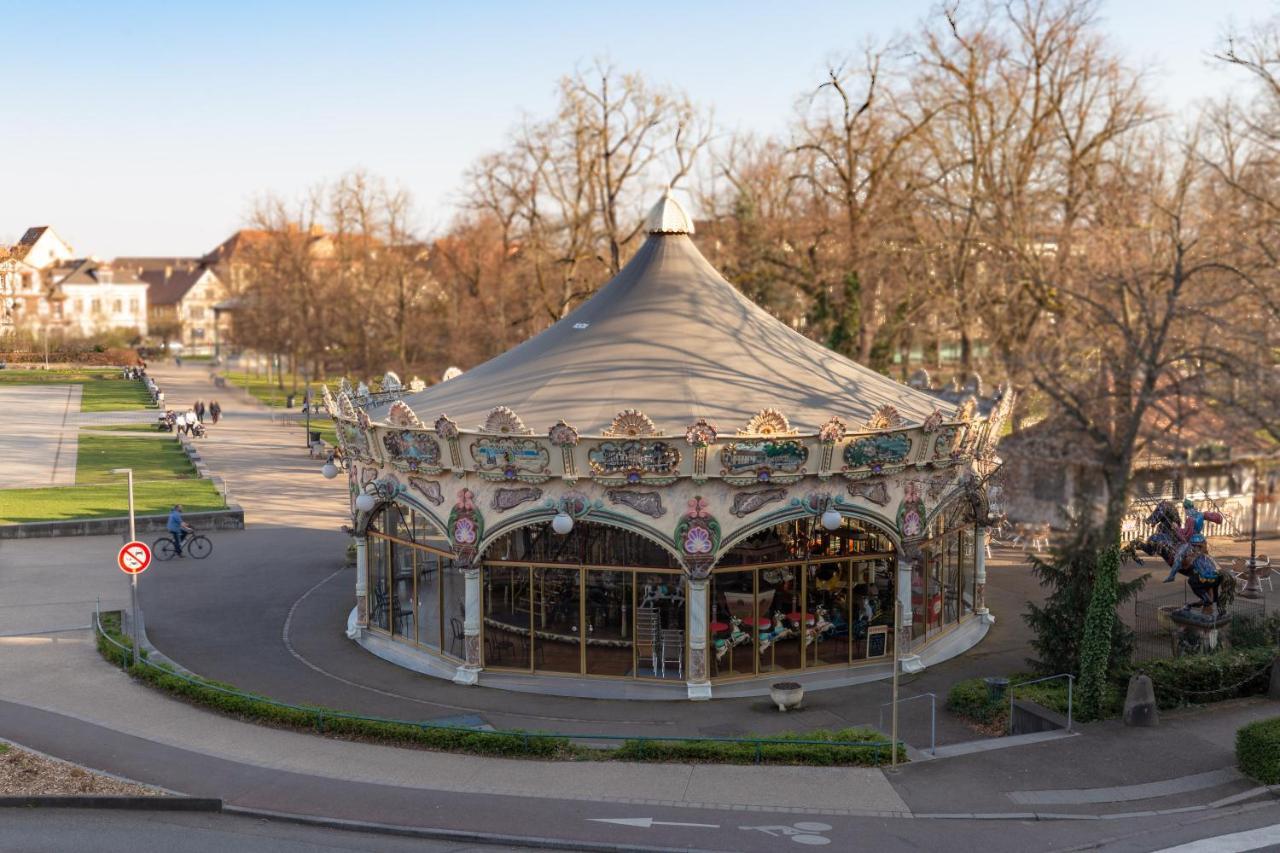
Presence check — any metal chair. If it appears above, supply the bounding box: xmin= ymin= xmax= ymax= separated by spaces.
xmin=449 ymin=617 xmax=465 ymax=657
xmin=660 ymin=629 xmax=684 ymax=679
xmin=635 ymin=607 xmax=660 ymax=675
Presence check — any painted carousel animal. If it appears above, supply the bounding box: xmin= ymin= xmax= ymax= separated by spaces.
xmin=758 ymin=612 xmax=794 ymax=654
xmin=714 ymin=616 xmax=753 ymax=662
xmin=1130 ymin=499 xmax=1233 ymax=618
xmin=804 ymin=607 xmax=836 ymax=648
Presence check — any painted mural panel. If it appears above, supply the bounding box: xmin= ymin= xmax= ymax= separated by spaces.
xmin=719 ymin=440 xmax=808 ymax=476
xmin=588 ymin=440 xmax=681 ymax=476
xmin=470 ymin=437 xmax=550 ymax=475
xmin=843 ymin=433 xmax=912 ymax=468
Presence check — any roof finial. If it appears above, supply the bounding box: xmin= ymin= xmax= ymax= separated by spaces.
xmin=645 ymin=190 xmax=694 ymax=235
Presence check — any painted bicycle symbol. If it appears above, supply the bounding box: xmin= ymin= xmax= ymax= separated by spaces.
xmin=742 ymin=821 xmax=832 ymax=845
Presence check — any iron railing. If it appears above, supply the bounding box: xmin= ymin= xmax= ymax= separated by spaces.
xmin=1008 ymin=673 xmax=1073 ymax=734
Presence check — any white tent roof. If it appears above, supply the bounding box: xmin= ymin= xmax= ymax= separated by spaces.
xmin=384 ymin=197 xmax=947 ymax=435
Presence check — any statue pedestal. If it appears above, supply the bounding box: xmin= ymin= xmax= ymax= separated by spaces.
xmin=1168 ymin=609 xmax=1229 ymax=656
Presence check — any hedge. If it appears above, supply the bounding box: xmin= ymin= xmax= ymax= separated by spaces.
xmin=1128 ymin=647 xmax=1276 ymax=709
xmin=96 ymin=611 xmax=904 ymax=766
xmin=614 ymin=728 xmax=903 ymax=766
xmin=1237 ymin=717 xmax=1280 ymax=784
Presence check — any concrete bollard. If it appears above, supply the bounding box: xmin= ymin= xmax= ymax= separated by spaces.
xmin=1123 ymin=674 xmax=1159 ymax=727
xmin=1268 ymin=658 xmax=1280 ymax=700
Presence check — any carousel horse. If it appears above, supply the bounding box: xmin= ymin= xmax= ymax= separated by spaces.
xmin=714 ymin=616 xmax=752 ymax=661
xmin=1131 ymin=500 xmax=1233 ymax=617
xmin=804 ymin=606 xmax=836 ymax=648
xmin=758 ymin=612 xmax=793 ymax=654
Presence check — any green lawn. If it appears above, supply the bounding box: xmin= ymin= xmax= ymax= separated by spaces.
xmin=81 ymin=423 xmax=157 ymax=433
xmin=0 ymin=434 xmax=225 ymax=524
xmin=292 ymin=419 xmax=338 ymax=447
xmin=220 ymin=370 xmax=328 ymax=409
xmin=0 ymin=368 xmax=154 ymax=412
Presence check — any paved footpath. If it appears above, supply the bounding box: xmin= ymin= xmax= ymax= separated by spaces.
xmin=3 ymin=361 xmax=1280 ymax=850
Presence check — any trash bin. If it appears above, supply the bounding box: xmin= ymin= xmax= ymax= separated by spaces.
xmin=308 ymin=430 xmax=322 ymax=445
xmin=286 ymin=394 xmax=296 ymax=408
xmin=984 ymin=676 xmax=1009 ymax=703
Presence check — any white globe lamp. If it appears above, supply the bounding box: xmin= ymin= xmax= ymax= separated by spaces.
xmin=355 ymin=493 xmax=377 ymax=513
xmin=321 ymin=461 xmax=339 ymax=479
xmin=821 ymin=508 xmax=842 ymax=531
xmin=552 ymin=511 xmax=574 ymax=535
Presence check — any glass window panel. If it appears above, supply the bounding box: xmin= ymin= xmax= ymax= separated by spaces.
xmin=759 ymin=565 xmax=801 ymax=673
xmin=711 ymin=569 xmax=757 ymax=678
xmin=910 ymin=550 xmax=928 ymax=641
xmin=368 ymin=536 xmax=390 ymax=633
xmin=391 ymin=540 xmax=415 ymax=640
xmin=805 ymin=560 xmax=851 ymax=667
xmin=636 ymin=572 xmax=685 ymax=680
xmin=416 ymin=549 xmax=441 ymax=651
xmin=486 ymin=521 xmax=680 ymax=569
xmin=585 ymin=570 xmax=633 ymax=677
xmin=926 ymin=547 xmax=944 ymax=636
xmin=442 ymin=560 xmax=466 ymax=659
xmin=943 ymin=533 xmax=960 ymax=627
xmin=483 ymin=565 xmax=530 ymax=669
xmin=534 ymin=568 xmax=582 ymax=674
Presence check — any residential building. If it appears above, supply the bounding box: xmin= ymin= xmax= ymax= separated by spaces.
xmin=124 ymin=259 xmax=227 ymax=351
xmin=48 ymin=259 xmax=149 ymax=337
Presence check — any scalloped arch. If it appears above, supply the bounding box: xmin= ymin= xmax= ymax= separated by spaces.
xmin=739 ymin=408 xmax=796 ymax=436
xmin=718 ymin=503 xmax=902 ymax=557
xmin=480 ymin=406 xmax=532 ymax=435
xmin=475 ymin=508 xmax=687 ymax=569
xmin=604 ymin=409 xmax=661 ymax=437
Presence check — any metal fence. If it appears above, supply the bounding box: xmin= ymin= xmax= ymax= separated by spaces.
xmin=1130 ymin=584 xmax=1267 ymax=662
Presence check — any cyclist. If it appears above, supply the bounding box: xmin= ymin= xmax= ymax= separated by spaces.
xmin=167 ymin=504 xmax=193 ymax=557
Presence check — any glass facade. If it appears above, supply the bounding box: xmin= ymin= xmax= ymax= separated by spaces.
xmin=364 ymin=505 xmax=463 ymax=661
xmin=361 ymin=502 xmax=978 ymax=686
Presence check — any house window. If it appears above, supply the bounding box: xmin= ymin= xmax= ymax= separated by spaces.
xmin=75 ymin=300 xmax=84 ymax=313
xmin=189 ymin=306 xmax=205 ymax=320
xmin=21 ymin=273 xmax=33 ymax=291
xmin=54 ymin=303 xmax=63 ymax=317
xmin=129 ymin=299 xmax=139 ymax=313
xmin=90 ymin=299 xmax=101 ymax=312
xmin=112 ymin=300 xmax=122 ymax=313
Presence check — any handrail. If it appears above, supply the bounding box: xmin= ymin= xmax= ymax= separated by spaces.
xmin=92 ymin=605 xmax=900 ymax=763
xmin=878 ymin=692 xmax=936 ymax=755
xmin=1008 ymin=673 xmax=1074 ymax=734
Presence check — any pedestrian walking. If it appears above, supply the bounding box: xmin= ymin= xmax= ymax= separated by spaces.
xmin=194 ymin=400 xmax=206 ymax=422
xmin=209 ymin=400 xmax=222 ymax=425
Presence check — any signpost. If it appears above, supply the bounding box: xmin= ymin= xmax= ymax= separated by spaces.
xmin=111 ymin=467 xmax=145 ymax=666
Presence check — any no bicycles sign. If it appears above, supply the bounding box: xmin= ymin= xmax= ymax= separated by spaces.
xmin=118 ymin=541 xmax=152 ymax=575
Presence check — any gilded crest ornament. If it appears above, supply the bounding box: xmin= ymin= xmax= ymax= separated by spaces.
xmin=921 ymin=409 xmax=946 ymax=434
xmin=818 ymin=416 xmax=847 ymax=444
xmin=739 ymin=408 xmax=796 ymax=436
xmin=674 ymin=496 xmax=721 ymax=576
xmin=684 ymin=418 xmax=717 ymax=447
xmin=980 ymin=388 xmax=1016 ymax=458
xmin=957 ymin=397 xmax=978 ymax=423
xmin=356 ymin=409 xmax=372 ymax=431
xmin=447 ymin=488 xmax=484 ymax=562
xmin=336 ymin=392 xmax=358 ymax=420
xmin=387 ymin=400 xmax=424 ymax=428
xmin=381 ymin=371 xmax=402 ymax=393
xmin=604 ymin=409 xmax=661 ymax=437
xmin=548 ymin=420 xmax=580 ymax=447
xmin=321 ymin=385 xmax=337 ymax=415
xmin=865 ymin=405 xmax=905 ymax=430
xmin=481 ymin=405 xmax=532 ymax=435
xmin=433 ymin=415 xmax=459 ymax=439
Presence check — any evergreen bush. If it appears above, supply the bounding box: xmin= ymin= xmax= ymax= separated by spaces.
xmin=1237 ymin=717 xmax=1280 ymax=784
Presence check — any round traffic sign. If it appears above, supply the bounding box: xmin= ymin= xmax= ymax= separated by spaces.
xmin=118 ymin=541 xmax=152 ymax=575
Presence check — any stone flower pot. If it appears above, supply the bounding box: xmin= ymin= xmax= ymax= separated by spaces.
xmin=771 ymin=681 xmax=804 ymax=712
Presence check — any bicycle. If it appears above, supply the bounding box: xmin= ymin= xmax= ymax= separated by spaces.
xmin=153 ymin=533 xmax=213 ymax=561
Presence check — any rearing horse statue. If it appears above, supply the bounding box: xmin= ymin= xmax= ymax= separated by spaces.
xmin=1129 ymin=500 xmax=1233 ymax=618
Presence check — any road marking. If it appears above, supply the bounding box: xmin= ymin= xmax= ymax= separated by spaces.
xmin=1150 ymin=823 xmax=1280 ymax=853
xmin=743 ymin=822 xmax=833 ymax=845
xmin=589 ymin=817 xmax=719 ymax=829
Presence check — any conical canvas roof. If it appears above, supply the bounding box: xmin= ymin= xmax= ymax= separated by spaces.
xmin=387 ymin=207 xmax=946 ymax=435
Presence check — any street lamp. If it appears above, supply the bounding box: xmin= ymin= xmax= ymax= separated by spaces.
xmin=355 ymin=492 xmax=377 ymax=513
xmin=110 ymin=467 xmax=140 ymax=667
xmin=321 ymin=459 xmax=339 ymax=479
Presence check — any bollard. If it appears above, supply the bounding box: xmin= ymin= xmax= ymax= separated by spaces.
xmin=1123 ymin=674 xmax=1159 ymax=727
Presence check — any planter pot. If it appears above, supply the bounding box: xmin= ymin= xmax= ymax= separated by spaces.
xmin=771 ymin=681 xmax=803 ymax=712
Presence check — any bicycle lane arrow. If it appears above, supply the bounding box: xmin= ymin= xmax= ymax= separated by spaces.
xmin=589 ymin=817 xmax=719 ymax=829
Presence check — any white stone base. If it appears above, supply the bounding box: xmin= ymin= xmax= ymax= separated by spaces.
xmin=977 ymin=608 xmax=996 ymax=625
xmin=900 ymin=654 xmax=925 ymax=674
xmin=686 ymin=682 xmax=712 ymax=701
xmin=344 ymin=608 xmax=362 ymax=640
xmin=453 ymin=665 xmax=480 ymax=686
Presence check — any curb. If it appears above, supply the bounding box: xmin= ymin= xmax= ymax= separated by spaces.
xmin=0 ymin=795 xmax=222 ymax=811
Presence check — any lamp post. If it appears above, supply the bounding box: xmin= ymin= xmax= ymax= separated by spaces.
xmin=111 ymin=467 xmax=139 ymax=666
xmin=303 ymin=365 xmax=312 ymax=449
xmin=1240 ymin=460 xmax=1266 ymax=599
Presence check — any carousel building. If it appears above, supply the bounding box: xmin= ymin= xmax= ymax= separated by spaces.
xmin=325 ymin=194 xmax=1012 ymax=700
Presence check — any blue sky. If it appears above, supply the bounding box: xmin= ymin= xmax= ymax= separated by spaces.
xmin=2 ymin=0 xmax=1273 ymax=256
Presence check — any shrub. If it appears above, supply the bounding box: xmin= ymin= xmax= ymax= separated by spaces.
xmin=1126 ymin=647 xmax=1276 ymax=709
xmin=614 ymin=728 xmax=903 ymax=766
xmin=1237 ymin=717 xmax=1280 ymax=784
xmin=1078 ymin=546 xmax=1121 ymax=719
xmin=1230 ymin=613 xmax=1280 ymax=649
xmin=947 ymin=678 xmax=1004 ymax=724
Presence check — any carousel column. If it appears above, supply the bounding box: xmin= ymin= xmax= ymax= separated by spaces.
xmin=453 ymin=559 xmax=483 ymax=685
xmin=686 ymin=576 xmax=712 ymax=700
xmin=898 ymin=547 xmax=924 ymax=674
xmin=974 ymin=526 xmax=995 ymax=624
xmin=347 ymin=535 xmax=368 ymax=639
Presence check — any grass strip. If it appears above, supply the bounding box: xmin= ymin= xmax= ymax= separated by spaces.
xmin=0 ymin=480 xmax=225 ymax=524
